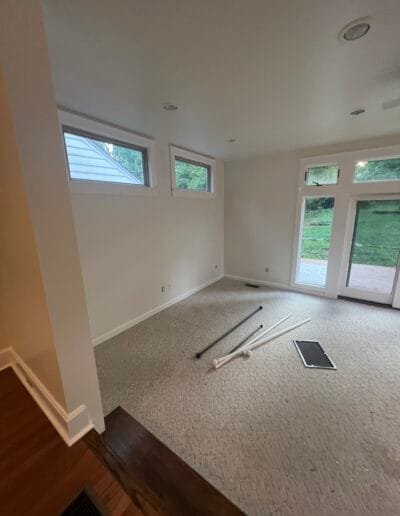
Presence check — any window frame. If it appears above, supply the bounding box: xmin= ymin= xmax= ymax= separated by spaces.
xmin=170 ymin=145 xmax=216 ymax=198
xmin=63 ymin=125 xmax=150 ymax=187
xmin=58 ymin=109 xmax=157 ymax=196
xmin=304 ymin=163 xmax=340 ymax=186
xmin=338 ymin=193 xmax=400 ymax=305
xmin=293 ymin=195 xmax=336 ymax=290
xmin=292 ymin=144 xmax=400 ymax=299
xmin=352 ymin=154 xmax=400 ymax=184
xmin=174 ymin=156 xmax=211 ymax=193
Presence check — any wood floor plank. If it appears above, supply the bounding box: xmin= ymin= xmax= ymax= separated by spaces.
xmin=0 ymin=367 xmax=144 ymax=516
xmin=0 ymin=367 xmax=241 ymax=515
xmin=96 ymin=407 xmax=244 ymax=516
xmin=85 ymin=427 xmax=160 ymax=516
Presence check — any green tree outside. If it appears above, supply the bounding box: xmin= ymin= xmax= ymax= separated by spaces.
xmin=355 ymin=158 xmax=400 ymax=182
xmin=175 ymin=160 xmax=209 ymax=191
xmin=301 ymin=199 xmax=400 ymax=266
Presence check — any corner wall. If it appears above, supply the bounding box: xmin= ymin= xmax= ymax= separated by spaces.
xmin=0 ymin=0 xmax=104 ymax=437
xmin=225 ymin=153 xmax=297 ymax=286
xmin=0 ymin=73 xmax=67 ymax=407
xmin=70 ymin=150 xmax=224 ymax=344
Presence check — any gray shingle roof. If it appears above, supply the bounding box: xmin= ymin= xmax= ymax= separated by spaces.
xmin=64 ymin=132 xmax=142 ymax=184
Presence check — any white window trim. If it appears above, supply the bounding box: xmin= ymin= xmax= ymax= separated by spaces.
xmin=353 ymin=153 xmax=400 ymax=185
xmin=291 ymin=144 xmax=400 ymax=298
xmin=58 ymin=109 xmax=158 ymax=196
xmin=304 ymin=162 xmax=340 ymax=186
xmin=170 ymin=145 xmax=216 ymax=198
xmin=290 ymin=193 xmax=337 ymax=294
xmin=337 ymin=193 xmax=400 ymax=305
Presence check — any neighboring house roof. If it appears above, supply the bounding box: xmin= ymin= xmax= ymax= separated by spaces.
xmin=64 ymin=132 xmax=142 ymax=184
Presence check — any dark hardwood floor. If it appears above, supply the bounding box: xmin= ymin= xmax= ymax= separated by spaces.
xmin=86 ymin=407 xmax=244 ymax=516
xmin=0 ymin=367 xmax=243 ymax=515
xmin=0 ymin=367 xmax=142 ymax=515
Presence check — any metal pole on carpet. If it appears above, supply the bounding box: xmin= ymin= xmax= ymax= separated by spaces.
xmin=195 ymin=306 xmax=263 ymax=359
xmin=228 ymin=324 xmax=264 ymax=354
xmin=213 ymin=318 xmax=311 ymax=369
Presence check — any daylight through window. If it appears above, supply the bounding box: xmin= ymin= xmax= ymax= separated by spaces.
xmin=296 ymin=197 xmax=335 ymax=288
xmin=174 ymin=157 xmax=211 ymax=192
xmin=354 ymin=158 xmax=400 ymax=183
xmin=63 ymin=128 xmax=149 ymax=186
xmin=305 ymin=165 xmax=339 ymax=186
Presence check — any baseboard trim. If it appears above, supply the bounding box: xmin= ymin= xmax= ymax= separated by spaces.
xmin=224 ymin=274 xmax=327 ymax=298
xmin=0 ymin=347 xmax=13 ymax=371
xmin=2 ymin=347 xmax=92 ymax=446
xmin=224 ymin=274 xmax=290 ymax=291
xmin=93 ymin=274 xmax=224 ymax=346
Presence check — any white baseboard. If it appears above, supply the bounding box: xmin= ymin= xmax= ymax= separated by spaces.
xmin=1 ymin=347 xmax=92 ymax=446
xmin=224 ymin=274 xmax=327 ymax=298
xmin=93 ymin=274 xmax=224 ymax=346
xmin=0 ymin=347 xmax=13 ymax=371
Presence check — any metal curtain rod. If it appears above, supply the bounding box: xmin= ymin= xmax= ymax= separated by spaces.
xmin=195 ymin=306 xmax=263 ymax=359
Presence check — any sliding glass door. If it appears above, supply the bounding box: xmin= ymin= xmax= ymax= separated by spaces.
xmin=340 ymin=198 xmax=400 ymax=304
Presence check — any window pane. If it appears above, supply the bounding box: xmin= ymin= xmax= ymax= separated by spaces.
xmin=175 ymin=158 xmax=209 ymax=191
xmin=354 ymin=158 xmax=400 ymax=183
xmin=296 ymin=197 xmax=335 ymax=287
xmin=64 ymin=130 xmax=147 ymax=185
xmin=346 ymin=200 xmax=400 ymax=293
xmin=305 ymin=165 xmax=339 ymax=185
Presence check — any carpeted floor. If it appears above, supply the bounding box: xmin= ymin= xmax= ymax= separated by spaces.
xmin=95 ymin=278 xmax=400 ymax=515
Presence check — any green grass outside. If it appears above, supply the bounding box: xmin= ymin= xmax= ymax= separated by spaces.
xmin=301 ymin=200 xmax=400 ymax=267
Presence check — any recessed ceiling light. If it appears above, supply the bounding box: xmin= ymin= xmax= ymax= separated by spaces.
xmin=163 ymin=103 xmax=178 ymax=111
xmin=227 ymin=138 xmax=236 ymax=143
xmin=350 ymin=108 xmax=366 ymax=115
xmin=340 ymin=17 xmax=371 ymax=41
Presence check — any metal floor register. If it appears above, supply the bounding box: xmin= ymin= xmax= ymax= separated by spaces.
xmin=293 ymin=340 xmax=336 ymax=370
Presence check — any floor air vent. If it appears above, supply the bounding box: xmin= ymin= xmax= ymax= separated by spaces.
xmin=61 ymin=491 xmax=101 ymax=515
xmin=293 ymin=340 xmax=336 ymax=370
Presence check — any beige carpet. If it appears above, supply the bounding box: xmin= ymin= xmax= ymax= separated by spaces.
xmin=95 ymin=278 xmax=400 ymax=515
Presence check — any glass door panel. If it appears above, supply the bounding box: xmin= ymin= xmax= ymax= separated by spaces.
xmin=296 ymin=197 xmax=335 ymax=287
xmin=345 ymin=200 xmax=400 ymax=301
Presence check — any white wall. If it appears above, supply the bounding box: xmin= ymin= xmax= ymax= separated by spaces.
xmin=225 ymin=153 xmax=297 ymax=286
xmin=0 ymin=71 xmax=67 ymax=406
xmin=0 ymin=0 xmax=104 ymax=434
xmin=225 ymin=134 xmax=400 ymax=288
xmin=70 ymin=142 xmax=224 ymax=344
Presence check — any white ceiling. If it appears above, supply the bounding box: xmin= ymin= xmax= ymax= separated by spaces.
xmin=42 ymin=0 xmax=400 ymax=160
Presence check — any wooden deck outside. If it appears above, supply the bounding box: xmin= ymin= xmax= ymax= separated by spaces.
xmin=298 ymin=258 xmax=396 ymax=293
